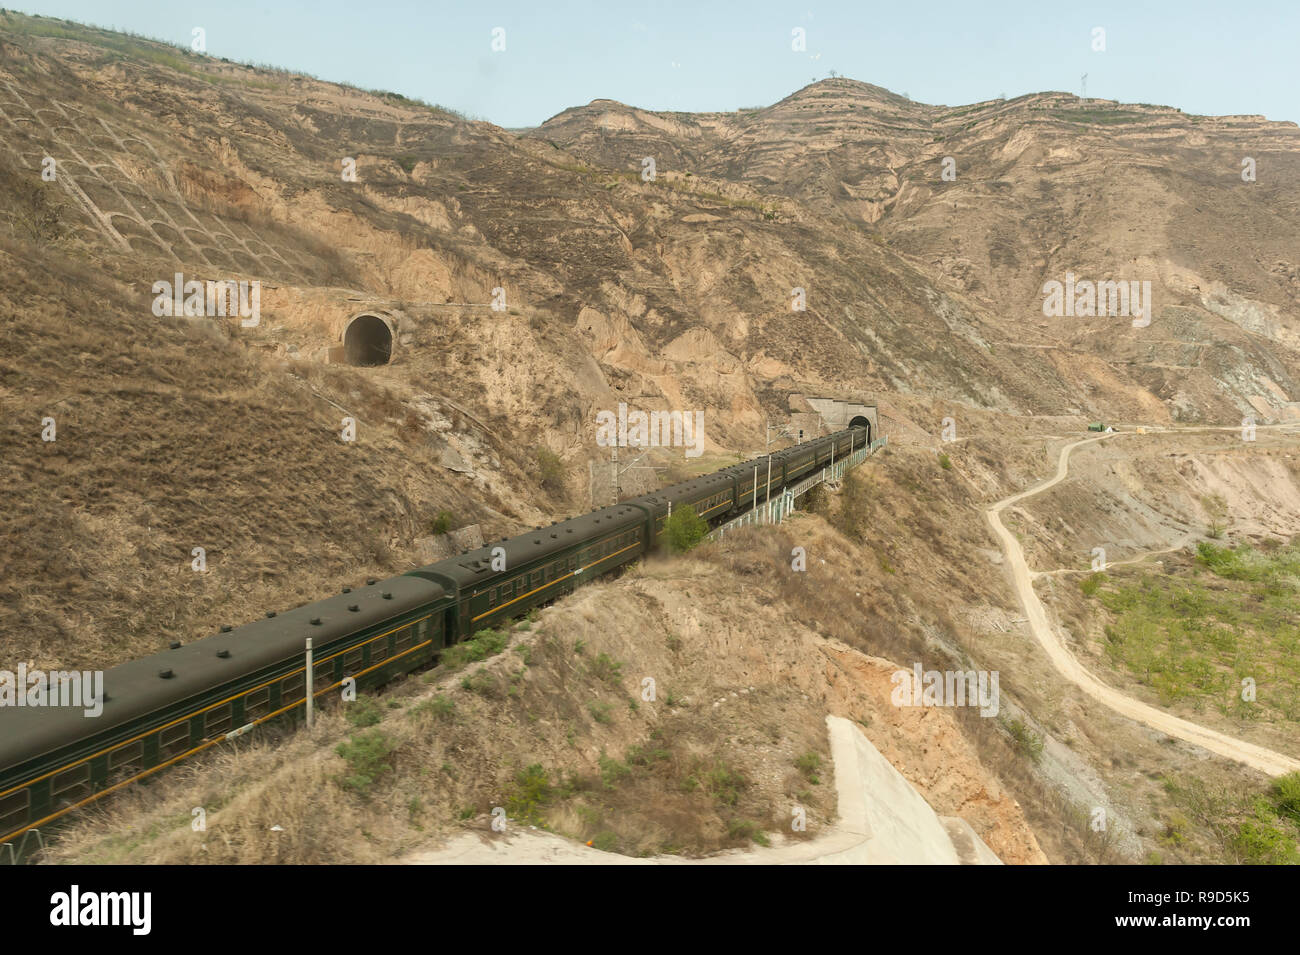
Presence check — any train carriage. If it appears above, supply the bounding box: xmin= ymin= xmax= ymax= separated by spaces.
xmin=0 ymin=424 xmax=873 ymax=857
xmin=407 ymin=504 xmax=648 ymax=636
xmin=623 ymin=470 xmax=736 ymax=546
xmin=0 ymin=573 xmax=446 ymax=850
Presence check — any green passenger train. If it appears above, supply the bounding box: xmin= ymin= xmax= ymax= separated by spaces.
xmin=0 ymin=424 xmax=870 ymax=855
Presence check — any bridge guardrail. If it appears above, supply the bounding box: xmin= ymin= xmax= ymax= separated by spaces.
xmin=710 ymin=435 xmax=885 ymax=539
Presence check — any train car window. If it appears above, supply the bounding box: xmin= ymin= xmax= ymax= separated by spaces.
xmin=343 ymin=648 xmax=364 ymax=675
xmin=314 ymin=657 xmax=336 ymax=688
xmin=159 ymin=720 xmax=192 ymax=760
xmin=51 ymin=763 xmax=92 ymax=806
xmin=243 ymin=686 xmax=272 ymax=721
xmin=205 ymin=704 xmax=233 ymax=739
xmin=394 ymin=624 xmax=416 ymax=653
xmin=0 ymin=788 xmax=30 ymax=836
xmin=107 ymin=739 xmax=145 ymax=784
xmin=280 ymin=671 xmax=305 ymax=706
xmin=369 ymin=633 xmax=391 ymax=664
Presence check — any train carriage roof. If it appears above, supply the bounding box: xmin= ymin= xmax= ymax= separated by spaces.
xmin=407 ymin=503 xmax=646 ymax=591
xmin=0 ymin=573 xmax=444 ymax=773
xmin=623 ymin=470 xmax=735 ymax=517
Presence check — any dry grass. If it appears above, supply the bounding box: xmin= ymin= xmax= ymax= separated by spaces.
xmin=0 ymin=198 xmax=499 ymax=670
xmin=46 ymin=495 xmax=1053 ymax=864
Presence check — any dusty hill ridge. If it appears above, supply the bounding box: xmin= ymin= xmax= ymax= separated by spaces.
xmin=0 ymin=13 xmax=1296 ymax=443
xmin=2 ymin=13 xmax=1300 ymax=865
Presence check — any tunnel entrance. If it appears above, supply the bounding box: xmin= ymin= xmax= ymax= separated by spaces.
xmin=849 ymin=415 xmax=872 ymax=444
xmin=344 ymin=314 xmax=392 ymax=366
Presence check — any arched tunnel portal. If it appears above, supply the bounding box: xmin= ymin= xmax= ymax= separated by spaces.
xmin=343 ymin=313 xmax=393 ymax=366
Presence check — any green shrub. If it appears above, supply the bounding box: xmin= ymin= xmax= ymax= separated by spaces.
xmin=442 ymin=629 xmax=508 ymax=668
xmin=1080 ymin=572 xmax=1107 ymax=597
xmin=626 ymin=744 xmax=670 ymax=766
xmin=938 ymin=452 xmax=952 ymax=470
xmin=344 ymin=697 xmax=383 ymax=728
xmin=1005 ymin=718 xmax=1044 ymax=763
xmin=1231 ymin=802 xmax=1300 ymax=864
xmin=1269 ymin=773 xmax=1300 ymax=824
xmin=536 ymin=448 xmax=565 ymax=494
xmin=704 ymin=763 xmax=748 ymax=807
xmin=335 ymin=730 xmax=397 ymax=797
xmin=727 ymin=819 xmax=769 ymax=845
xmin=460 ymin=668 xmax=499 ymax=697
xmin=506 ymin=764 xmax=553 ymax=825
xmin=1160 ymin=810 xmax=1189 ymax=847
xmin=588 ymin=652 xmax=623 ymax=686
xmin=598 ymin=754 xmax=630 ymax=790
xmin=413 ymin=694 xmax=455 ymax=721
xmin=665 ymin=504 xmax=709 ymax=553
xmin=427 ymin=510 xmax=453 ymax=535
xmin=795 ymin=751 xmax=822 ymax=783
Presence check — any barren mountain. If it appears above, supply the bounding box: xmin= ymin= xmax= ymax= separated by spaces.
xmin=2 ymin=11 xmax=1298 ymax=864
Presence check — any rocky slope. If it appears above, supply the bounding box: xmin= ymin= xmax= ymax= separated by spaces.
xmin=2 ymin=11 xmax=1299 ymax=864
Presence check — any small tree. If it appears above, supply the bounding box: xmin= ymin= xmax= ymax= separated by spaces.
xmin=1202 ymin=493 xmax=1229 ymax=539
xmin=665 ymin=504 xmax=708 ymax=553
xmin=536 ymin=448 xmax=564 ymax=495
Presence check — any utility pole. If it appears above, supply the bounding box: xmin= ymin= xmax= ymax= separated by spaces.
xmin=305 ymin=638 xmax=314 ymax=729
xmin=765 ymin=453 xmax=773 ymax=522
xmin=767 ymin=417 xmax=795 ymax=450
xmin=611 ymin=445 xmax=663 ymax=505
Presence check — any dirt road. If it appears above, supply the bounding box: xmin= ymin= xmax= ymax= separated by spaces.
xmin=403 ymin=716 xmax=1002 ymax=865
xmin=986 ymin=432 xmax=1300 ymax=778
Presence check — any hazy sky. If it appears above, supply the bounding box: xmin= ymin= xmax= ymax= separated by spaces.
xmin=13 ymin=1 xmax=1299 ymax=128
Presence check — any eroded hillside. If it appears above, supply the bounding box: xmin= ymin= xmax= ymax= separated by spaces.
xmin=2 ymin=12 xmax=1299 ymax=864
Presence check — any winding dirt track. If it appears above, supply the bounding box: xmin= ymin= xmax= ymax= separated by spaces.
xmin=986 ymin=433 xmax=1300 ymax=778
